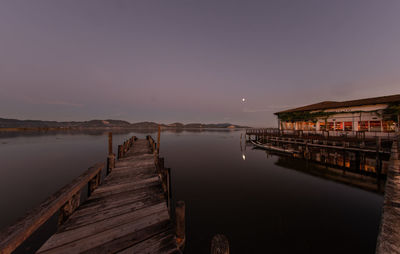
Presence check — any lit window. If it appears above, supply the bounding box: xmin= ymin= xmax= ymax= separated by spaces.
xmin=369 ymin=121 xmax=381 ymax=132
xmin=358 ymin=121 xmax=368 ymax=131
xmin=383 ymin=121 xmax=396 ymax=132
xmin=327 ymin=122 xmax=334 ymax=131
xmin=335 ymin=122 xmax=343 ymax=131
xmin=344 ymin=122 xmax=353 ymax=131
xmin=319 ymin=122 xmax=326 ymax=131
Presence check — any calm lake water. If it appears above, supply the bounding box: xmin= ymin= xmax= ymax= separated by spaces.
xmin=0 ymin=130 xmax=383 ymax=253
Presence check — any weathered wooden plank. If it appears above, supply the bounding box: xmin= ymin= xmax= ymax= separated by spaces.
xmin=102 ymin=168 xmax=156 ymax=184
xmin=38 ymin=202 xmax=167 ymax=251
xmin=115 ymin=160 xmax=155 ymax=169
xmin=37 ymin=209 xmax=170 ymax=254
xmin=0 ymin=163 xmax=104 ymax=254
xmin=92 ymin=177 xmax=160 ymax=195
xmin=117 ymin=153 xmax=154 ymax=161
xmin=115 ymin=155 xmax=154 ymax=164
xmin=82 ymin=220 xmax=174 ymax=254
xmin=89 ymin=180 xmax=162 ymax=200
xmin=60 ymin=194 xmax=165 ymax=232
xmin=76 ymin=185 xmax=164 ymax=213
xmin=116 ymin=229 xmax=179 ymax=254
xmin=100 ymin=173 xmax=158 ymax=187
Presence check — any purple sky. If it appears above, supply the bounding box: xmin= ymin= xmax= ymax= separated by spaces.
xmin=1 ymin=0 xmax=400 ymax=127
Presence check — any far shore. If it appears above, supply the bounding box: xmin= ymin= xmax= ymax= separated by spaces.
xmin=0 ymin=126 xmax=248 ymax=132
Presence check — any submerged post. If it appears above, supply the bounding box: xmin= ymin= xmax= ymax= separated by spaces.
xmin=211 ymin=234 xmax=229 ymax=254
xmin=176 ymin=200 xmax=185 ymax=250
xmin=376 ymin=138 xmax=400 ymax=254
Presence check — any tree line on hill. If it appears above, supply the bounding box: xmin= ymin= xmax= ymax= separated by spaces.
xmin=0 ymin=118 xmax=249 ymax=129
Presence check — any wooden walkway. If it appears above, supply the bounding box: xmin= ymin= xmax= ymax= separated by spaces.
xmin=35 ymin=138 xmax=180 ymax=254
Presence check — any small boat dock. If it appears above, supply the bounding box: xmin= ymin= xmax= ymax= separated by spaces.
xmin=0 ymin=133 xmax=184 ymax=254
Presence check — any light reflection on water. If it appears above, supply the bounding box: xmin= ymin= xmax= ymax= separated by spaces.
xmin=0 ymin=130 xmax=383 ymax=254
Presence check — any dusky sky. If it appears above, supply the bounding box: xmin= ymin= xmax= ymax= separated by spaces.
xmin=1 ymin=0 xmax=400 ymax=127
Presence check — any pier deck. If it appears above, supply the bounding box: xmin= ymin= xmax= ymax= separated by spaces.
xmin=35 ymin=139 xmax=179 ymax=254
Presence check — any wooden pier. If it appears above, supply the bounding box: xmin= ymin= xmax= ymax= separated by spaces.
xmin=0 ymin=134 xmax=183 ymax=254
xmin=246 ymin=128 xmax=394 ymax=177
xmin=376 ymin=138 xmax=400 ymax=254
xmin=248 ymin=128 xmax=400 ymax=254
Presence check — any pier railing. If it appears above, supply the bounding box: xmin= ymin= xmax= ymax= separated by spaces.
xmin=246 ymin=128 xmax=397 ymax=140
xmin=117 ymin=136 xmax=137 ymax=159
xmin=0 ymin=135 xmax=136 ymax=254
xmin=148 ymin=127 xmax=186 ymax=250
xmin=0 ymin=162 xmax=105 ymax=254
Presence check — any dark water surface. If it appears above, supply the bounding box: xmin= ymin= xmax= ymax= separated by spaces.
xmin=0 ymin=130 xmax=383 ymax=253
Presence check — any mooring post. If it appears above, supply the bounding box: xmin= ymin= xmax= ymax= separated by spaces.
xmin=176 ymin=200 xmax=186 ymax=250
xmin=376 ymin=138 xmax=400 ymax=254
xmin=211 ymin=234 xmax=230 ymax=254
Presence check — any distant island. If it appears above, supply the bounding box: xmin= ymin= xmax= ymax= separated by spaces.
xmin=0 ymin=117 xmax=249 ymax=130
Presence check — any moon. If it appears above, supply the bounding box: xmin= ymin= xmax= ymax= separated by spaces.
xmin=242 ymin=98 xmax=246 ymax=102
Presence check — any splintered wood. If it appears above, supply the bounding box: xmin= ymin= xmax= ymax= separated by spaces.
xmin=36 ymin=139 xmax=180 ymax=254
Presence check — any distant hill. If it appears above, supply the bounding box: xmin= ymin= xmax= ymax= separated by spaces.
xmin=0 ymin=118 xmax=249 ymax=129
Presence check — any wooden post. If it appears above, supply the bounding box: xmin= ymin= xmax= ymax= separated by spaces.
xmin=211 ymin=234 xmax=229 ymax=254
xmin=176 ymin=200 xmax=185 ymax=250
xmin=107 ymin=153 xmax=115 ymax=175
xmin=376 ymin=138 xmax=400 ymax=254
xmin=88 ymin=173 xmax=100 ymax=196
xmin=58 ymin=191 xmax=81 ymax=226
xmin=108 ymin=132 xmax=112 ymax=155
xmin=166 ymin=168 xmax=171 ymax=211
xmin=157 ymin=125 xmax=161 ymax=155
xmin=118 ymin=145 xmax=123 ymax=159
xmin=376 ymin=137 xmax=381 ymax=179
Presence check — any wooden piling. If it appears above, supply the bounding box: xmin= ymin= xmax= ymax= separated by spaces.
xmin=176 ymin=200 xmax=186 ymax=250
xmin=376 ymin=138 xmax=400 ymax=254
xmin=166 ymin=168 xmax=171 ymax=210
xmin=107 ymin=153 xmax=115 ymax=175
xmin=108 ymin=132 xmax=112 ymax=155
xmin=211 ymin=234 xmax=229 ymax=254
xmin=107 ymin=133 xmax=115 ymax=175
xmin=157 ymin=125 xmax=161 ymax=155
xmin=117 ymin=145 xmax=123 ymax=159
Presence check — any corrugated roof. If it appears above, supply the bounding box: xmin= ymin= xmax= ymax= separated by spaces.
xmin=275 ymin=94 xmax=400 ymax=114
